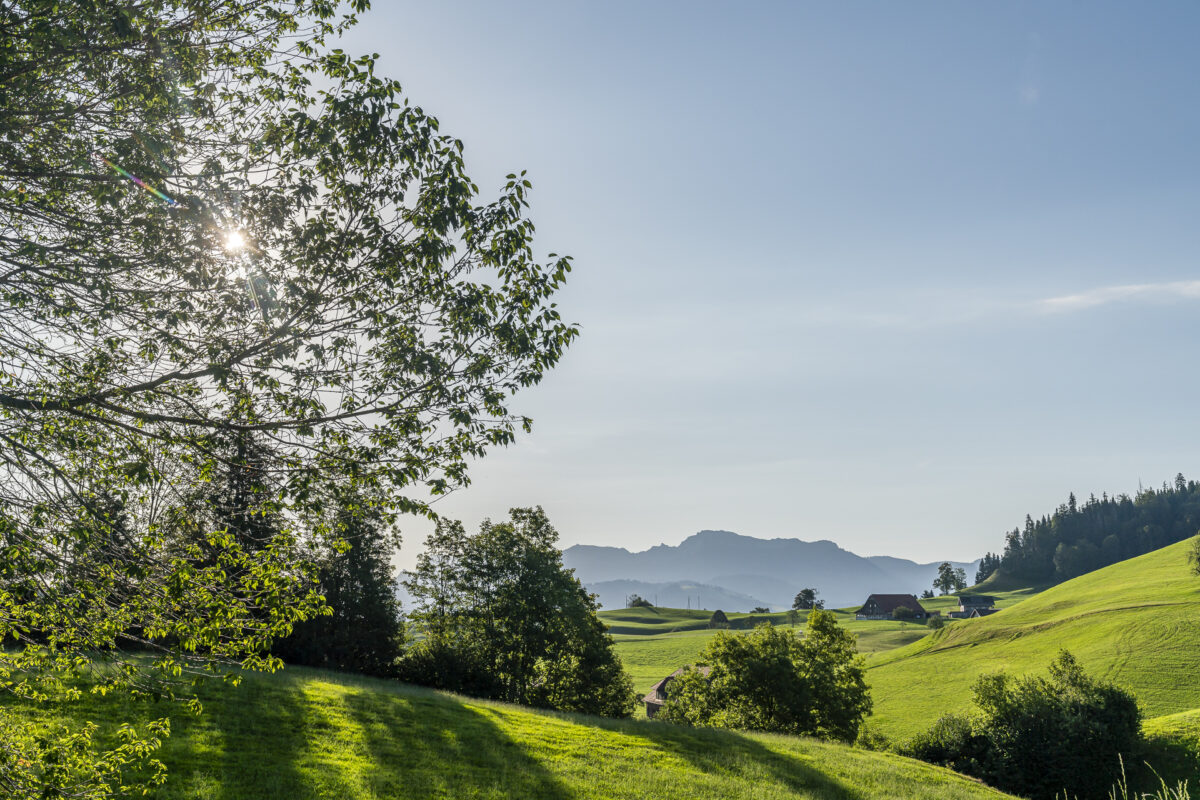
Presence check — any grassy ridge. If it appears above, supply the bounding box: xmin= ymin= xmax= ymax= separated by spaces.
xmin=25 ymin=668 xmax=1015 ymax=800
xmin=603 ymin=589 xmax=1040 ymax=698
xmin=612 ymin=622 xmax=934 ymax=699
xmin=600 ymin=606 xmax=797 ymax=635
xmin=865 ymin=539 xmax=1200 ymax=742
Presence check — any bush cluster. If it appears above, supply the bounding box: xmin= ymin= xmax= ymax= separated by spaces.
xmin=903 ymin=651 xmax=1142 ymax=800
xmin=661 ymin=613 xmax=871 ymax=742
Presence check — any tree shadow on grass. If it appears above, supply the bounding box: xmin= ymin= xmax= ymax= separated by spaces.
xmin=567 ymin=714 xmax=869 ymax=800
xmin=133 ymin=669 xmax=573 ymax=800
xmin=154 ymin=671 xmax=312 ymax=800
xmin=340 ymin=684 xmax=574 ymax=800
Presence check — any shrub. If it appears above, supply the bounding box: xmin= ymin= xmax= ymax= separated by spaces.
xmin=892 ymin=605 xmax=917 ymax=621
xmin=708 ymin=609 xmax=730 ymax=629
xmin=628 ymin=594 xmax=653 ymax=608
xmin=903 ymin=651 xmax=1142 ymax=800
xmin=903 ymin=714 xmax=985 ymax=775
xmin=926 ymin=615 xmax=945 ymax=629
xmin=854 ymin=721 xmax=892 ymax=752
xmin=661 ymin=612 xmax=871 ymax=742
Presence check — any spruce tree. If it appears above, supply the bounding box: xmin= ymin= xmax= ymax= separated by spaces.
xmin=275 ymin=495 xmax=403 ymax=678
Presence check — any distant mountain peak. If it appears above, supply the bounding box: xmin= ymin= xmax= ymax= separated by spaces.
xmin=561 ymin=529 xmax=981 ymax=611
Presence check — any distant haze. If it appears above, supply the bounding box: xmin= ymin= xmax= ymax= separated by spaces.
xmin=562 ymin=530 xmax=980 ymax=611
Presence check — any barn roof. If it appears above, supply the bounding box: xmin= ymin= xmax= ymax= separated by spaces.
xmin=642 ymin=665 xmax=712 ymax=706
xmin=856 ymin=593 xmax=926 ymax=615
xmin=959 ymin=595 xmax=996 ymax=606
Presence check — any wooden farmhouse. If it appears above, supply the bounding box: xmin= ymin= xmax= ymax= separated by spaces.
xmin=948 ymin=594 xmax=997 ymax=619
xmin=642 ymin=666 xmax=711 ymax=719
xmin=854 ymin=593 xmax=928 ymax=621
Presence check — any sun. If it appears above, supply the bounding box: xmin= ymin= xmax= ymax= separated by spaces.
xmin=224 ymin=229 xmax=247 ymax=252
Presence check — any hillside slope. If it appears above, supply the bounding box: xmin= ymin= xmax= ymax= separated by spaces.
xmin=602 ymin=592 xmax=1039 ymax=700
xmin=30 ymin=668 xmax=1014 ymax=800
xmin=866 ymin=538 xmax=1200 ymax=741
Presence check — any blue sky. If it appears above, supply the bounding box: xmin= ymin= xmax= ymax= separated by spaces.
xmin=340 ymin=2 xmax=1200 ymax=567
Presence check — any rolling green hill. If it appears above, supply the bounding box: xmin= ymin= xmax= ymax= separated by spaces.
xmin=603 ymin=589 xmax=1039 ymax=699
xmin=600 ymin=606 xmax=795 ymax=635
xmin=865 ymin=538 xmax=1200 ymax=742
xmin=23 ymin=668 xmax=1015 ymax=800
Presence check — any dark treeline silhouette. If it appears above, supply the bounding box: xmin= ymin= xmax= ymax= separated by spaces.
xmin=973 ymin=553 xmax=1001 ymax=584
xmin=994 ymin=473 xmax=1200 ymax=584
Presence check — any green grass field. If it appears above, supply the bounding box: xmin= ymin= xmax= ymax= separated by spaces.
xmin=599 ymin=550 xmax=1200 ymax=785
xmin=600 ymin=606 xmax=801 ymax=635
xmin=603 ymin=589 xmax=1039 ymax=698
xmin=865 ymin=539 xmax=1200 ymax=743
xmin=21 ymin=667 xmax=1016 ymax=800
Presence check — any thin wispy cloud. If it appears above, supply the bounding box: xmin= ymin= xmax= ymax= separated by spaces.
xmin=1037 ymin=280 xmax=1200 ymax=313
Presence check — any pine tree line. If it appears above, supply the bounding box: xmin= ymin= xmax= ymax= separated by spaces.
xmin=993 ymin=474 xmax=1200 ymax=584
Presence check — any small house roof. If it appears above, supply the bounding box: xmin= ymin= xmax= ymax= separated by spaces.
xmin=958 ymin=595 xmax=996 ymax=606
xmin=642 ymin=665 xmax=712 ymax=706
xmin=855 ymin=593 xmax=926 ymax=615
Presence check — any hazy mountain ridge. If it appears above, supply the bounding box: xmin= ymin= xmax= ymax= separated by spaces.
xmin=564 ymin=530 xmax=979 ymax=611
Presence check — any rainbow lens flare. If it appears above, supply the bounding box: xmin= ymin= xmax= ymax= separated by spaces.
xmin=98 ymin=155 xmax=179 ymax=207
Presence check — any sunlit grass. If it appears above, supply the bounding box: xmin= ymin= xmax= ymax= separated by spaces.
xmin=604 ymin=590 xmax=1038 ymax=698
xmin=864 ymin=539 xmax=1200 ymax=747
xmin=16 ymin=667 xmax=1016 ymax=799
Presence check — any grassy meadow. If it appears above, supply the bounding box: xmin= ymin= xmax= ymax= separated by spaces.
xmin=865 ymin=539 xmax=1200 ymax=742
xmin=20 ymin=667 xmax=1016 ymax=800
xmin=599 ymin=548 xmax=1200 ymax=786
xmin=602 ymin=588 xmax=1040 ymax=699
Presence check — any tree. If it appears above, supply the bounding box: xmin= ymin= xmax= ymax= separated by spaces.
xmin=627 ymin=594 xmax=653 ymax=608
xmin=0 ymin=1 xmax=576 ymax=795
xmin=750 ymin=606 xmax=770 ymax=613
xmin=892 ymin=605 xmax=917 ymax=621
xmin=933 ymin=562 xmax=967 ymax=595
xmin=792 ymin=588 xmax=823 ymax=610
xmin=921 ymin=589 xmax=935 ymax=599
xmin=904 ymin=651 xmax=1141 ymax=800
xmin=202 ymin=429 xmax=284 ymax=554
xmin=273 ymin=492 xmax=404 ymax=677
xmin=400 ymin=508 xmax=634 ymax=718
xmin=1190 ymin=534 xmax=1200 ymax=576
xmin=926 ymin=615 xmax=945 ymax=630
xmin=993 ymin=480 xmax=1200 ymax=585
xmin=974 ymin=552 xmax=1001 ymax=584
xmin=708 ymin=609 xmax=730 ymax=628
xmin=660 ymin=612 xmax=871 ymax=742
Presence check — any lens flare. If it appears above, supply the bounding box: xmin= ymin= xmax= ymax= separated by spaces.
xmin=96 ymin=155 xmax=179 ymax=207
